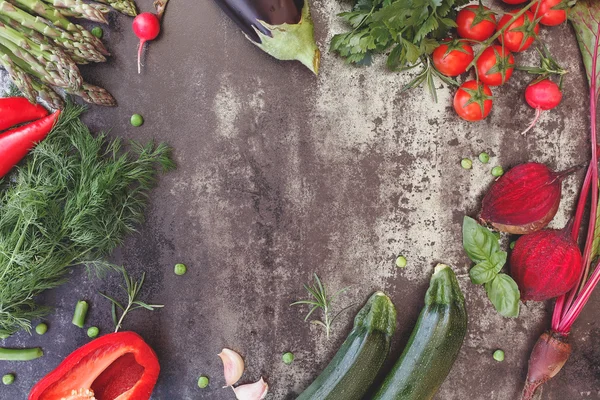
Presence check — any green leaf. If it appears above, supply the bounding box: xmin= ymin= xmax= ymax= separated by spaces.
xmin=570 ymin=0 xmax=600 ymax=99
xmin=462 ymin=216 xmax=500 ymax=263
xmin=469 ymin=251 xmax=507 ymax=284
xmin=485 ymin=274 xmax=521 ymax=318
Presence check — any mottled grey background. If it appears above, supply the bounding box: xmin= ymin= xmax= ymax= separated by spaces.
xmin=1 ymin=1 xmax=600 ymax=399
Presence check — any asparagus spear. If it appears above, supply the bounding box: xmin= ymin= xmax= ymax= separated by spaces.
xmin=66 ymin=82 xmax=116 ymax=106
xmin=93 ymin=0 xmax=136 ymax=17
xmin=8 ymin=0 xmax=109 ymax=56
xmin=49 ymin=1 xmax=112 ymax=24
xmin=41 ymin=0 xmax=109 ymax=23
xmin=0 ymin=52 xmax=35 ymax=102
xmin=0 ymin=1 xmax=106 ymax=62
xmin=31 ymin=78 xmax=64 ymax=109
xmin=0 ymin=19 xmax=82 ymax=89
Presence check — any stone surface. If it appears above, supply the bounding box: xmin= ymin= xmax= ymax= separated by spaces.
xmin=2 ymin=1 xmax=600 ymax=399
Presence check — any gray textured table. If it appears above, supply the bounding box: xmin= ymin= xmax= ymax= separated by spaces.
xmin=2 ymin=1 xmax=600 ymax=399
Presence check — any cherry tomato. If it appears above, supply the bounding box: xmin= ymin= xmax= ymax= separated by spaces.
xmin=502 ymin=0 xmax=527 ymax=4
xmin=533 ymin=0 xmax=568 ymax=26
xmin=497 ymin=11 xmax=540 ymax=52
xmin=432 ymin=40 xmax=474 ymax=77
xmin=456 ymin=5 xmax=497 ymax=42
xmin=454 ymin=80 xmax=493 ymax=122
xmin=476 ymin=46 xmax=515 ymax=86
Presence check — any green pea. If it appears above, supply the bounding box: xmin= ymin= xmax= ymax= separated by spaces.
xmin=35 ymin=323 xmax=48 ymax=335
xmin=174 ymin=263 xmax=187 ymax=276
xmin=87 ymin=326 xmax=100 ymax=338
xmin=479 ymin=152 xmax=490 ymax=164
xmin=2 ymin=373 xmax=14 ymax=385
xmin=461 ymin=158 xmax=473 ymax=170
xmin=491 ymin=166 xmax=504 ymax=177
xmin=197 ymin=376 xmax=209 ymax=388
xmin=91 ymin=26 xmax=103 ymax=39
xmin=395 ymin=256 xmax=407 ymax=268
xmin=130 ymin=114 xmax=144 ymax=127
xmin=493 ymin=349 xmax=505 ymax=362
xmin=510 ymin=241 xmax=516 ymax=250
xmin=282 ymin=352 xmax=295 ymax=364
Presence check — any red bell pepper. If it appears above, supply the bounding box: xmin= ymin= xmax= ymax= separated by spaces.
xmin=0 ymin=110 xmax=60 ymax=179
xmin=29 ymin=331 xmax=160 ymax=400
xmin=0 ymin=97 xmax=48 ymax=131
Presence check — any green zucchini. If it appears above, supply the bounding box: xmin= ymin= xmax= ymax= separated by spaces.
xmin=297 ymin=291 xmax=396 ymax=400
xmin=372 ymin=264 xmax=468 ymax=400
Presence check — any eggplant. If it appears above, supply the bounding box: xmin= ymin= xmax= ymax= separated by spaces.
xmin=213 ymin=0 xmax=320 ymax=74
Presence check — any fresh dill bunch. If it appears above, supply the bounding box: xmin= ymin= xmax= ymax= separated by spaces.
xmin=291 ymin=274 xmax=354 ymax=339
xmin=0 ymin=101 xmax=174 ymax=337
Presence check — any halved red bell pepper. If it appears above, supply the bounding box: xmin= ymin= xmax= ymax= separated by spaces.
xmin=29 ymin=331 xmax=160 ymax=400
xmin=0 ymin=97 xmax=48 ymax=131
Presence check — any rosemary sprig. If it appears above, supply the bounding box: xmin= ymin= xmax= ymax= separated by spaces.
xmin=291 ymin=274 xmax=353 ymax=339
xmin=100 ymin=268 xmax=164 ymax=333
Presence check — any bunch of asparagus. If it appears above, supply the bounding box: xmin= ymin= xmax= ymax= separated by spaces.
xmin=0 ymin=0 xmax=138 ymax=108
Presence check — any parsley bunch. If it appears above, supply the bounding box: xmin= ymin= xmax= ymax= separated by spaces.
xmin=331 ymin=0 xmax=469 ymax=69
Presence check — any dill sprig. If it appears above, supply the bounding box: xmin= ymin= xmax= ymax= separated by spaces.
xmin=0 ymin=100 xmax=174 ymax=337
xmin=100 ymin=268 xmax=164 ymax=333
xmin=291 ymin=274 xmax=353 ymax=339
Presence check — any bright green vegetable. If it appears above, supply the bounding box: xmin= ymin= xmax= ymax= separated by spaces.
xmin=87 ymin=326 xmax=100 ymax=338
xmin=282 ymin=352 xmax=295 ymax=364
xmin=91 ymin=26 xmax=103 ymax=39
xmin=461 ymin=158 xmax=473 ymax=170
xmin=395 ymin=256 xmax=407 ymax=268
xmin=0 ymin=347 xmax=43 ymax=361
xmin=174 ymin=263 xmax=187 ymax=275
xmin=35 ymin=323 xmax=48 ymax=335
xmin=493 ymin=349 xmax=505 ymax=362
xmin=72 ymin=300 xmax=89 ymax=328
xmin=492 ymin=166 xmax=504 ymax=177
xmin=130 ymin=113 xmax=144 ymax=127
xmin=297 ymin=291 xmax=397 ymax=400
xmin=2 ymin=373 xmax=14 ymax=385
xmin=0 ymin=103 xmax=173 ymax=338
xmin=510 ymin=241 xmax=516 ymax=250
xmin=197 ymin=376 xmax=209 ymax=388
xmin=372 ymin=264 xmax=467 ymax=400
xmin=479 ymin=152 xmax=490 ymax=164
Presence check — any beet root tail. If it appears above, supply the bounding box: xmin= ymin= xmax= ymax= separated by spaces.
xmin=520 ymin=330 xmax=571 ymax=400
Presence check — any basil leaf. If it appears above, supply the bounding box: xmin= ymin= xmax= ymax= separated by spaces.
xmin=470 ymin=251 xmax=507 ymax=284
xmin=463 ymin=216 xmax=500 ymax=263
xmin=485 ymin=273 xmax=520 ymax=318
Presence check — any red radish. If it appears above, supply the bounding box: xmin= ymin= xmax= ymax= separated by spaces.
xmin=521 ymin=79 xmax=562 ymax=135
xmin=132 ymin=12 xmax=161 ymax=74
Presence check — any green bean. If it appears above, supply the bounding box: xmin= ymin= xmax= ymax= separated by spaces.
xmin=0 ymin=347 xmax=43 ymax=361
xmin=72 ymin=300 xmax=89 ymax=328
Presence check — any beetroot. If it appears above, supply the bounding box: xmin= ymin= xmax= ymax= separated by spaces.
xmin=521 ymin=331 xmax=571 ymax=400
xmin=510 ymin=224 xmax=583 ymax=301
xmin=480 ymin=163 xmax=579 ymax=234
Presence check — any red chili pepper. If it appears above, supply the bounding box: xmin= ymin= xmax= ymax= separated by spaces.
xmin=0 ymin=110 xmax=60 ymax=179
xmin=29 ymin=331 xmax=160 ymax=400
xmin=0 ymin=97 xmax=48 ymax=131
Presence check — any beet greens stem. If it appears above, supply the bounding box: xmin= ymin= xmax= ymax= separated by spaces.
xmin=553 ymin=13 xmax=600 ymax=333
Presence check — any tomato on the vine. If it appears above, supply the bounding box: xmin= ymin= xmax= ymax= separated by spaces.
xmin=432 ymin=40 xmax=474 ymax=77
xmin=456 ymin=4 xmax=497 ymax=42
xmin=476 ymin=46 xmax=515 ymax=86
xmin=497 ymin=11 xmax=540 ymax=52
xmin=454 ymin=80 xmax=493 ymax=122
xmin=534 ymin=0 xmax=568 ymax=26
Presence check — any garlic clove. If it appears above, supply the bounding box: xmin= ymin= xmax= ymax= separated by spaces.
xmin=232 ymin=377 xmax=269 ymax=400
xmin=218 ymin=348 xmax=245 ymax=387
